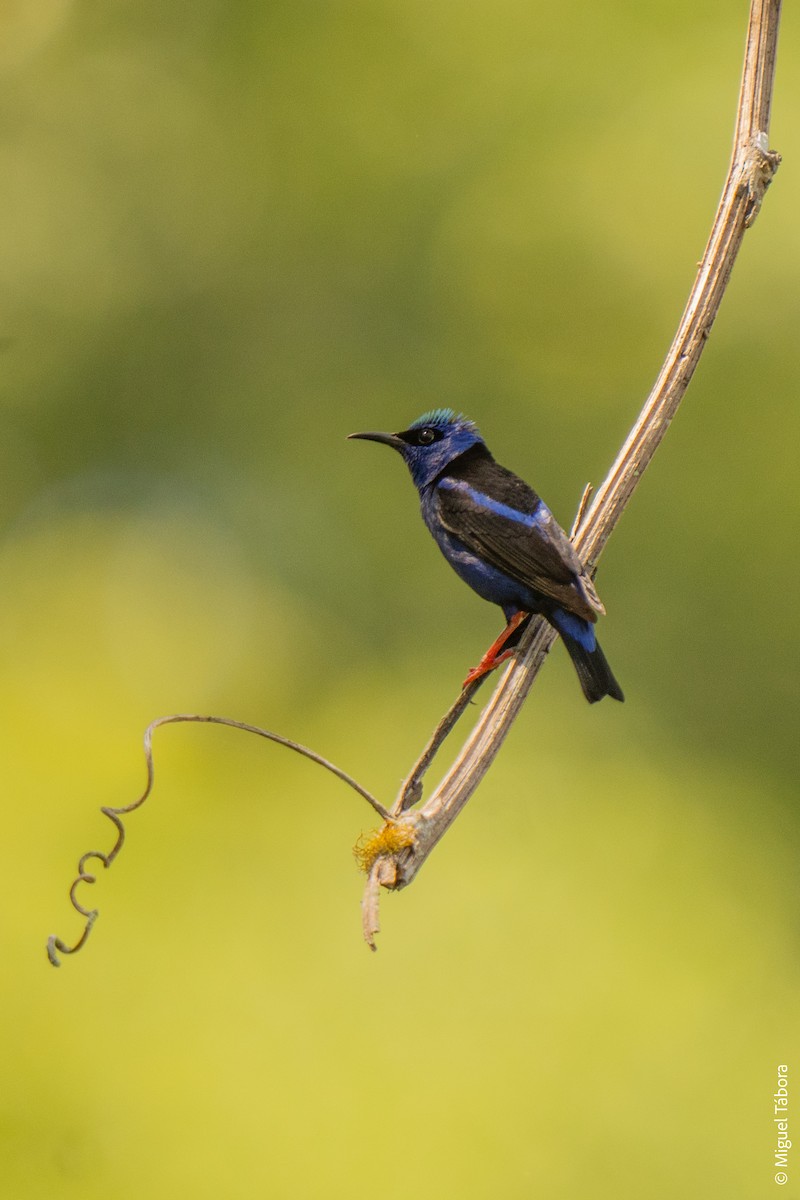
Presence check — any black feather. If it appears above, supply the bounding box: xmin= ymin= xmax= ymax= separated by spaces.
xmin=433 ymin=445 xmax=601 ymax=621
xmin=561 ymin=634 xmax=625 ymax=704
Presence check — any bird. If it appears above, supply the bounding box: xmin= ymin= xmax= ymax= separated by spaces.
xmin=348 ymin=409 xmax=624 ymax=703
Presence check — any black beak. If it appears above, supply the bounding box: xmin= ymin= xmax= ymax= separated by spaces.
xmin=347 ymin=430 xmax=404 ymax=449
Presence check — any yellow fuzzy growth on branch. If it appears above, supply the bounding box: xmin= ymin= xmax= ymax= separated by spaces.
xmin=353 ymin=823 xmax=416 ymax=874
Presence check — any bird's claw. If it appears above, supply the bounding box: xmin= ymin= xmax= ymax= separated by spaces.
xmin=462 ymin=665 xmax=485 ymax=689
xmin=462 ymin=649 xmax=515 ymax=689
xmin=462 ymin=611 xmax=529 ymax=689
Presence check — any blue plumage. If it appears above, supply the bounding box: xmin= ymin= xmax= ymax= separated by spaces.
xmin=349 ymin=411 xmax=623 ymax=702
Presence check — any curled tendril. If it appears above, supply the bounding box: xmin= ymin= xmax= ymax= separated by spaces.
xmin=47 ymin=713 xmax=389 ymax=966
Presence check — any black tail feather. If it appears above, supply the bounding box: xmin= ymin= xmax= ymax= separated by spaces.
xmin=561 ymin=633 xmax=624 ymax=704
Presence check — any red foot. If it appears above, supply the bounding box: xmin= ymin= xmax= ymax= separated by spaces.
xmin=462 ymin=611 xmax=529 ymax=689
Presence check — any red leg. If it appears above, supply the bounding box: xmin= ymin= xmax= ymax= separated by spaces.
xmin=462 ymin=611 xmax=529 ymax=688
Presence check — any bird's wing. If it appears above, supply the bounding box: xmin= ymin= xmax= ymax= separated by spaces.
xmin=433 ymin=475 xmax=603 ymax=620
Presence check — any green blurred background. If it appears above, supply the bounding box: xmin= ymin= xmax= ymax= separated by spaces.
xmin=2 ymin=2 xmax=799 ymax=1197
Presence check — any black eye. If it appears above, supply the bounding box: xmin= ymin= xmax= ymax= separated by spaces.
xmin=397 ymin=424 xmax=444 ymax=447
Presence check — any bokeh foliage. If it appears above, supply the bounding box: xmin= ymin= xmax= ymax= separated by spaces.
xmin=2 ymin=3 xmax=799 ymax=1197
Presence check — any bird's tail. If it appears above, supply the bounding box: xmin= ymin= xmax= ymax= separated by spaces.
xmin=551 ymin=609 xmax=624 ymax=704
xmin=563 ymin=635 xmax=624 ymax=703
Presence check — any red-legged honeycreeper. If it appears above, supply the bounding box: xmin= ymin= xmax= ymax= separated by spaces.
xmin=349 ymin=409 xmax=623 ymax=703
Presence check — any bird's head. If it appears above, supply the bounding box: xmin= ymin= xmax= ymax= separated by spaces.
xmin=348 ymin=409 xmax=484 ymax=490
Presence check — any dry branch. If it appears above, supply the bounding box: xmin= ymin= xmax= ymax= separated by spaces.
xmin=359 ymin=0 xmax=782 ymax=948
xmin=48 ymin=0 xmax=782 ymax=963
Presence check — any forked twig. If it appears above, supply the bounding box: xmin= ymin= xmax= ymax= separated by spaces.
xmin=48 ymin=0 xmax=783 ymax=962
xmin=47 ymin=714 xmax=389 ymax=965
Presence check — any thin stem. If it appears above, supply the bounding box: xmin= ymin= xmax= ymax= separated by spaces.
xmin=47 ymin=714 xmax=388 ymax=965
xmin=393 ymin=678 xmax=484 ymax=814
